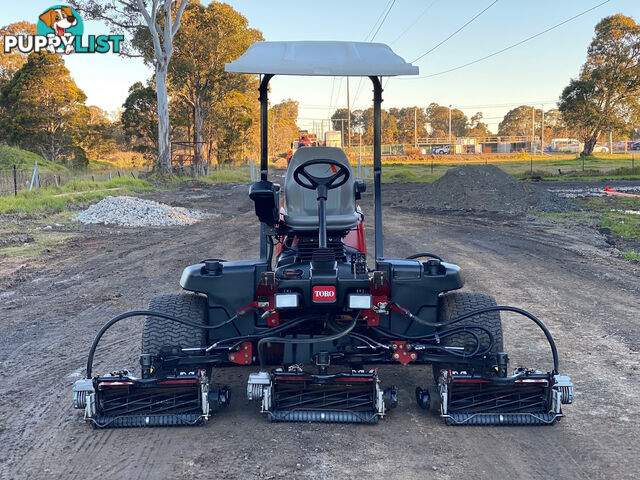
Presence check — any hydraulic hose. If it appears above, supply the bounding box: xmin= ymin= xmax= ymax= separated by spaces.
xmin=257 ymin=313 xmax=360 ymax=370
xmin=406 ymin=252 xmax=443 ymax=261
xmin=389 ymin=304 xmax=560 ymax=374
xmin=372 ymin=325 xmax=492 ymax=358
xmin=85 ymin=308 xmax=258 ymax=378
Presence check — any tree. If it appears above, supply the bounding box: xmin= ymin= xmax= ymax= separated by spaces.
xmin=154 ymin=0 xmax=262 ymax=170
xmin=388 ymin=107 xmax=428 ymax=144
xmin=498 ymin=106 xmax=542 ymax=137
xmin=559 ymin=14 xmax=640 ymax=156
xmin=0 ymin=22 xmax=37 ymax=80
xmin=330 ymin=108 xmax=357 ymax=145
xmin=269 ymin=99 xmax=299 ymax=157
xmin=71 ymin=0 xmax=190 ymax=174
xmin=0 ymin=52 xmax=88 ymax=163
xmin=467 ymin=112 xmax=492 ymax=137
xmin=121 ymin=81 xmax=158 ymax=154
xmin=425 ymin=103 xmax=467 ymax=138
xmin=542 ymin=108 xmax=572 ymax=140
xmin=356 ymin=108 xmax=398 ymax=144
xmin=78 ymin=106 xmax=118 ymax=160
xmin=212 ymin=91 xmax=254 ymax=164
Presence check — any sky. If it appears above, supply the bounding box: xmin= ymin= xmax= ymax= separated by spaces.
xmin=2 ymin=0 xmax=639 ymax=133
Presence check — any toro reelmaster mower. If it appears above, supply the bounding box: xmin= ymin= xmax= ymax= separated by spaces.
xmin=72 ymin=42 xmax=572 ymax=428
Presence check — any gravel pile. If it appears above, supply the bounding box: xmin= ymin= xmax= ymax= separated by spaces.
xmin=75 ymin=196 xmax=205 ymax=227
xmin=402 ymin=165 xmax=579 ymax=214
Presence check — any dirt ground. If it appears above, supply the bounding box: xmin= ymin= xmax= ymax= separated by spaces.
xmin=1 ymin=181 xmax=639 ymax=480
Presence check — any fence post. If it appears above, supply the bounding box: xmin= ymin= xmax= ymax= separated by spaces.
xmin=431 ymin=158 xmax=434 ymax=174
xmin=131 ymin=171 xmax=136 ymax=179
xmin=633 ymin=155 xmax=635 ymax=171
xmin=109 ymin=171 xmax=112 ymax=181
xmin=117 ymin=170 xmax=121 ymax=177
xmin=13 ymin=164 xmax=17 ymax=196
xmin=29 ymin=161 xmax=38 ymax=191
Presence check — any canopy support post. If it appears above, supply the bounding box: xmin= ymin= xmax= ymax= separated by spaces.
xmin=369 ymin=76 xmax=384 ymax=260
xmin=258 ymin=74 xmax=274 ymax=260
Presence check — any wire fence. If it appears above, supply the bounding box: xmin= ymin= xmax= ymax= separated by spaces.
xmin=0 ymin=165 xmax=141 ymax=197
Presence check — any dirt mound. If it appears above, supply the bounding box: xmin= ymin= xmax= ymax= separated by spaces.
xmin=401 ymin=165 xmax=579 ymax=214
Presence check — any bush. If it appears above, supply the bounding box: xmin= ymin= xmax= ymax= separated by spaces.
xmin=68 ymin=146 xmax=89 ymax=170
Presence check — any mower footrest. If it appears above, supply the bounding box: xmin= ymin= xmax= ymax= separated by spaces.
xmin=445 ymin=412 xmax=558 ymax=426
xmin=268 ymin=409 xmax=379 ymax=424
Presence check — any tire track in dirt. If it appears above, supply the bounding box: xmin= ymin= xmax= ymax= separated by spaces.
xmin=1 ymin=183 xmax=638 ymax=479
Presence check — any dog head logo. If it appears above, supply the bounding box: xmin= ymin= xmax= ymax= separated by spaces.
xmin=3 ymin=5 xmax=122 ymax=55
xmin=37 ymin=5 xmax=83 ymax=54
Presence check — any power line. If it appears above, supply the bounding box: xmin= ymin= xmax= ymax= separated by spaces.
xmin=351 ymin=0 xmax=399 ymax=113
xmin=327 ymin=77 xmax=336 ymax=117
xmin=364 ymin=0 xmax=395 ymax=41
xmin=383 ymin=0 xmax=498 ymax=103
xmin=456 ymin=100 xmax=557 ymax=108
xmin=370 ymin=0 xmax=398 ymax=42
xmin=411 ymin=0 xmax=499 ymax=63
xmin=390 ymin=0 xmax=440 ymax=46
xmin=299 ymin=99 xmax=557 ymax=111
xmin=401 ymin=0 xmax=611 ymax=80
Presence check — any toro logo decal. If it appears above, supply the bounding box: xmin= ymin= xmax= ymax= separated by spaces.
xmin=312 ymin=286 xmax=336 ymax=302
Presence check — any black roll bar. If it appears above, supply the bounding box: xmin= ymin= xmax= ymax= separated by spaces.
xmin=256 ymin=74 xmax=384 ymax=261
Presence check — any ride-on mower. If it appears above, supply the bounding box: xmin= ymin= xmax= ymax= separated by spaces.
xmin=72 ymin=42 xmax=572 ymax=428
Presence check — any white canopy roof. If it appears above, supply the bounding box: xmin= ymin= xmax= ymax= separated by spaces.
xmin=225 ymin=41 xmax=418 ymax=77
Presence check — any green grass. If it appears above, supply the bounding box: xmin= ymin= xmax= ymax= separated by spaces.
xmin=602 ymin=211 xmax=640 ymax=239
xmin=0 ymin=231 xmax=76 ymax=257
xmin=0 ymin=177 xmax=152 ymax=214
xmin=623 ymin=250 xmax=640 ymax=261
xmin=381 ymin=167 xmax=439 ymax=183
xmin=0 ymin=144 xmax=68 ymax=173
xmin=577 ymin=196 xmax=640 ymax=211
xmin=204 ymin=169 xmax=250 ymax=183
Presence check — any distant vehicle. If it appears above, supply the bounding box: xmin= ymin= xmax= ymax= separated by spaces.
xmin=592 ymin=144 xmax=609 ymax=153
xmin=550 ymin=138 xmax=582 ymax=152
xmin=630 ymin=141 xmax=640 ymax=151
xmin=324 ymin=130 xmax=342 ymax=148
xmin=287 ymin=131 xmax=319 ymax=163
xmin=431 ymin=145 xmax=450 ymax=155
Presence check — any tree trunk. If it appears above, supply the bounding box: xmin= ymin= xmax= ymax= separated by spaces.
xmin=156 ymin=63 xmax=172 ymax=174
xmin=582 ymin=131 xmax=599 ymax=156
xmin=195 ymin=98 xmax=204 ymax=175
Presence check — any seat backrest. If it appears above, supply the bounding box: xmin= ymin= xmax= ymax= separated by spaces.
xmin=284 ymin=147 xmax=357 ymax=230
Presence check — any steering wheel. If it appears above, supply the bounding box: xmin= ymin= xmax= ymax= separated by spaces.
xmin=293 ymin=159 xmax=350 ymax=193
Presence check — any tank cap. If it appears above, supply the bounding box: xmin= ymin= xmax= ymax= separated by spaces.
xmin=204 ymin=260 xmax=222 ymax=274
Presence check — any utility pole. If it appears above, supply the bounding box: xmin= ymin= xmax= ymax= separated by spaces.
xmin=347 ymin=77 xmax=351 ymax=152
xmin=540 ymin=104 xmax=544 ymax=155
xmin=448 ymin=105 xmax=452 ymax=147
xmin=414 ymin=107 xmax=418 ymax=148
xmin=358 ymin=132 xmax=362 ymax=179
xmin=531 ymin=106 xmax=535 ymax=154
xmin=531 ymin=105 xmax=535 ymax=174
xmin=609 ymin=130 xmax=613 ymax=154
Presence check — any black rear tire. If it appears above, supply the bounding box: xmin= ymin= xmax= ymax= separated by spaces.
xmin=142 ymin=293 xmax=207 ymax=358
xmin=432 ymin=291 xmax=503 ymax=380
